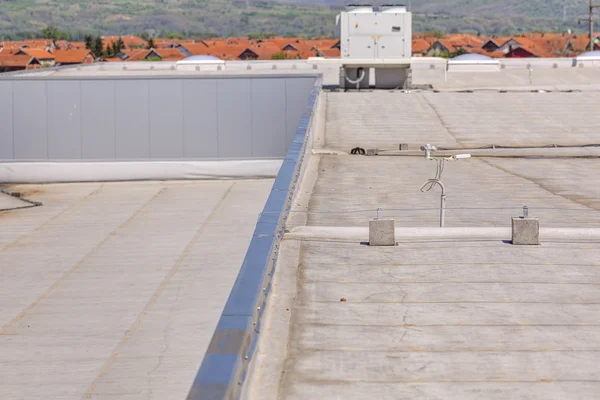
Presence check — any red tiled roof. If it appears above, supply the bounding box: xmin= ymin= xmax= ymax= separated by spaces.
xmin=67 ymin=42 xmax=88 ymax=50
xmin=0 ymin=54 xmax=37 ymax=67
xmin=17 ymin=48 xmax=54 ymax=60
xmin=102 ymin=36 xmax=148 ymax=49
xmin=123 ymin=49 xmax=153 ymax=61
xmin=179 ymin=43 xmax=211 ymax=55
xmin=53 ymin=49 xmax=94 ymax=64
xmin=153 ymin=38 xmax=197 ymax=48
xmin=412 ymin=39 xmax=431 ymax=53
xmin=469 ymin=47 xmax=505 ymax=58
xmin=506 ymin=37 xmax=546 ymax=57
xmin=152 ymin=48 xmax=186 ymax=60
xmin=316 ymin=48 xmax=340 ymax=58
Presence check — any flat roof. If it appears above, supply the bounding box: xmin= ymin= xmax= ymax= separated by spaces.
xmin=244 ymin=89 xmax=600 ymax=399
xmin=0 ymin=179 xmax=272 ymax=399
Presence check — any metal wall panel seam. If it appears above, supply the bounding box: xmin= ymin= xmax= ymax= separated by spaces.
xmin=216 ymin=80 xmax=220 ymax=157
xmin=147 ymin=80 xmax=151 ymax=157
xmin=113 ymin=81 xmax=117 ymax=159
xmin=79 ymin=80 xmax=83 ymax=158
xmin=11 ymin=81 xmax=15 ymax=158
xmin=284 ymin=79 xmax=288 ymax=155
xmin=250 ymin=79 xmax=254 ymax=158
xmin=45 ymin=81 xmax=49 ymax=159
xmin=185 ymin=79 xmax=320 ymax=400
xmin=181 ymin=79 xmax=185 ymax=157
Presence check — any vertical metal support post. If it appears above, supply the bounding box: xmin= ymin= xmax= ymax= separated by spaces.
xmin=377 ymin=208 xmax=383 ymax=219
xmin=444 ymin=62 xmax=448 ymax=83
xmin=440 ymin=194 xmax=446 ymax=228
xmin=523 ymin=206 xmax=529 ymax=218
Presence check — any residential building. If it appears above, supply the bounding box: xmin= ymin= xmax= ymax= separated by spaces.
xmin=0 ymin=54 xmax=41 ymax=72
xmin=15 ymin=48 xmax=55 ymax=67
xmin=52 ymin=49 xmax=95 ymax=65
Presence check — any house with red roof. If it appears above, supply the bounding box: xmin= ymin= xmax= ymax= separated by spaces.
xmin=53 ymin=49 xmax=95 ymax=65
xmin=0 ymin=54 xmax=41 ymax=72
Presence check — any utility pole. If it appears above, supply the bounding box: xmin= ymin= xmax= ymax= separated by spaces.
xmin=578 ymin=0 xmax=600 ymax=51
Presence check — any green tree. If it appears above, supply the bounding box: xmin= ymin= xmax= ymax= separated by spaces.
xmin=147 ymin=38 xmax=156 ymax=49
xmin=40 ymin=26 xmax=70 ymax=40
xmin=105 ymin=44 xmax=114 ymax=58
xmin=93 ymin=36 xmax=104 ymax=58
xmin=162 ymin=32 xmax=185 ymax=40
xmin=271 ymin=52 xmax=286 ymax=60
xmin=111 ymin=37 xmax=125 ymax=56
xmin=84 ymin=35 xmax=93 ymax=50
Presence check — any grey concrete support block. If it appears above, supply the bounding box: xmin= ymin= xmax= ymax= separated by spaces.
xmin=399 ymin=143 xmax=408 ymax=151
xmin=366 ymin=148 xmax=379 ymax=156
xmin=369 ymin=219 xmax=395 ymax=246
xmin=512 ymin=217 xmax=540 ymax=245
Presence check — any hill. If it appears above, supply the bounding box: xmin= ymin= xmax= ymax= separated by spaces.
xmin=0 ymin=0 xmax=592 ymax=40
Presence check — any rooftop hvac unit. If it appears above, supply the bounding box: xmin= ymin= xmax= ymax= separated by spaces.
xmin=329 ymin=3 xmax=412 ymax=89
xmin=338 ymin=4 xmax=412 ymax=60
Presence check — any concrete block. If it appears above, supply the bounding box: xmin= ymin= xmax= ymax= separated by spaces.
xmin=366 ymin=148 xmax=379 ymax=156
xmin=399 ymin=143 xmax=408 ymax=151
xmin=369 ymin=219 xmax=395 ymax=246
xmin=512 ymin=217 xmax=539 ymax=245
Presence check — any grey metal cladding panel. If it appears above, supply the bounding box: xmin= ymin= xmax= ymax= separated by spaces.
xmin=251 ymin=78 xmax=287 ymax=158
xmin=149 ymin=80 xmax=184 ymax=159
xmin=115 ymin=80 xmax=150 ymax=159
xmin=81 ymin=80 xmax=116 ymax=159
xmin=0 ymin=81 xmax=13 ymax=159
xmin=47 ymin=80 xmax=81 ymax=159
xmin=182 ymin=80 xmax=218 ymax=158
xmin=217 ymin=79 xmax=252 ymax=158
xmin=285 ymin=77 xmax=316 ymax=148
xmin=13 ymin=81 xmax=47 ymax=160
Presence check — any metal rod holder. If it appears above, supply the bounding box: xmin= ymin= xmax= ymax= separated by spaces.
xmin=523 ymin=206 xmax=529 ymax=218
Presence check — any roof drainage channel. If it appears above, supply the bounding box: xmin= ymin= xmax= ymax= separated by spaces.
xmin=185 ymin=80 xmax=321 ymax=400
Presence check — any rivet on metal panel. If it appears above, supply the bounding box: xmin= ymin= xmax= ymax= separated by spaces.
xmin=292 ymin=64 xmax=297 ymax=69
xmin=247 ymin=65 xmax=252 ymax=70
xmin=196 ymin=66 xmax=200 ymax=71
xmin=272 ymin=64 xmax=277 ymax=69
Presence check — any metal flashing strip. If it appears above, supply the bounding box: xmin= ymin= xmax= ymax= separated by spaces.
xmin=186 ymin=80 xmax=321 ymax=400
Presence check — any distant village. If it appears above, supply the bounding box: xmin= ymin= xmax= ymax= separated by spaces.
xmin=1 ymin=32 xmax=598 ymax=72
